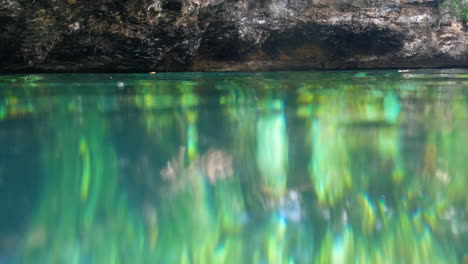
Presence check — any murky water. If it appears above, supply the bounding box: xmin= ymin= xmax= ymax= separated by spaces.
xmin=1 ymin=70 xmax=468 ymax=263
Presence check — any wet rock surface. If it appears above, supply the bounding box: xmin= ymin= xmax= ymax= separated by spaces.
xmin=0 ymin=0 xmax=466 ymax=72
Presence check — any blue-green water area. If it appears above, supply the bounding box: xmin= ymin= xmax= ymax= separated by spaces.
xmin=0 ymin=70 xmax=468 ymax=263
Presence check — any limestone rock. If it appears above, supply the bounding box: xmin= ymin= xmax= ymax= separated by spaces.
xmin=0 ymin=0 xmax=466 ymax=72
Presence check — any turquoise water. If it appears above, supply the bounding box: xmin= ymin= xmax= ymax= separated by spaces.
xmin=1 ymin=70 xmax=468 ymax=263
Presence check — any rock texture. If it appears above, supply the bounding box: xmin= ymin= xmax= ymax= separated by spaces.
xmin=0 ymin=0 xmax=466 ymax=72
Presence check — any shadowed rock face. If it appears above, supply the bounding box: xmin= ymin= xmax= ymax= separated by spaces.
xmin=0 ymin=0 xmax=466 ymax=72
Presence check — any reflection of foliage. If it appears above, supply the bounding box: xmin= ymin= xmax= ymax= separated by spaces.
xmin=21 ymin=113 xmax=147 ymax=263
xmin=256 ymin=101 xmax=288 ymax=199
xmin=134 ymin=79 xmax=200 ymax=161
xmin=0 ymin=75 xmax=43 ymax=120
xmin=310 ymin=119 xmax=351 ymax=206
xmin=1 ymin=70 xmax=468 ymax=263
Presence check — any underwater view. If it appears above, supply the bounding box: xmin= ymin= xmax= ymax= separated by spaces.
xmin=1 ymin=69 xmax=468 ymax=263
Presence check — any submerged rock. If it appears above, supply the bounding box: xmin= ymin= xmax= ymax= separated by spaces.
xmin=0 ymin=0 xmax=466 ymax=72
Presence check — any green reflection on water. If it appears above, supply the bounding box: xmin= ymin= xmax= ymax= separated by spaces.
xmin=0 ymin=70 xmax=468 ymax=263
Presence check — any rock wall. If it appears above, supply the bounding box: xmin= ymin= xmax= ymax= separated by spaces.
xmin=0 ymin=0 xmax=466 ymax=72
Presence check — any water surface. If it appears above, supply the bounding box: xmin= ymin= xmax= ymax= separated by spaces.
xmin=1 ymin=70 xmax=468 ymax=263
